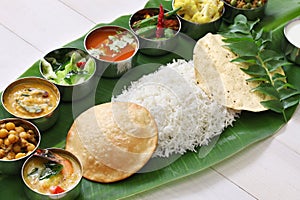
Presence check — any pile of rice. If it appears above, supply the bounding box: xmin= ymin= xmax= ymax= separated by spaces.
xmin=112 ymin=59 xmax=239 ymax=157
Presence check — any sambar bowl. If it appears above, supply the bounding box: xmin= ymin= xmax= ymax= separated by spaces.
xmin=40 ymin=47 xmax=97 ymax=102
xmin=221 ymin=0 xmax=268 ymax=23
xmin=172 ymin=0 xmax=224 ymax=40
xmin=129 ymin=7 xmax=181 ymax=56
xmin=1 ymin=77 xmax=60 ymax=131
xmin=0 ymin=118 xmax=41 ymax=175
xmin=84 ymin=25 xmax=139 ymax=78
xmin=21 ymin=148 xmax=83 ymax=200
xmin=283 ymin=18 xmax=300 ymax=65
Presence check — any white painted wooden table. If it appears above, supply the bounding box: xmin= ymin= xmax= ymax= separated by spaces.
xmin=1 ymin=1 xmax=300 ymax=199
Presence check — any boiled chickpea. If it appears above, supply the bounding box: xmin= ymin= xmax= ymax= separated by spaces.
xmin=27 ymin=143 xmax=36 ymax=151
xmin=5 ymin=122 xmax=15 ymax=131
xmin=15 ymin=152 xmax=26 ymax=159
xmin=0 ymin=149 xmax=5 ymax=158
xmin=21 ymin=138 xmax=28 ymax=147
xmin=15 ymin=126 xmax=25 ymax=133
xmin=19 ymin=131 xmax=30 ymax=139
xmin=8 ymin=134 xmax=19 ymax=144
xmin=0 ymin=129 xmax=8 ymax=138
xmin=9 ymin=130 xmax=17 ymax=135
xmin=13 ymin=144 xmax=22 ymax=153
xmin=27 ymin=130 xmax=34 ymax=135
xmin=4 ymin=138 xmax=10 ymax=146
xmin=0 ymin=139 xmax=3 ymax=146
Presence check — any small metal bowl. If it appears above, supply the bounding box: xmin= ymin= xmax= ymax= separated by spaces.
xmin=283 ymin=18 xmax=300 ymax=65
xmin=221 ymin=0 xmax=267 ymax=23
xmin=0 ymin=118 xmax=41 ymax=175
xmin=84 ymin=25 xmax=139 ymax=78
xmin=1 ymin=77 xmax=60 ymax=131
xmin=40 ymin=47 xmax=97 ymax=102
xmin=129 ymin=7 xmax=181 ymax=56
xmin=172 ymin=0 xmax=224 ymax=40
xmin=21 ymin=148 xmax=83 ymax=200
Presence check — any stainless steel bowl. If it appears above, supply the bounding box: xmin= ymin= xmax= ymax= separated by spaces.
xmin=0 ymin=118 xmax=41 ymax=175
xmin=40 ymin=47 xmax=97 ymax=102
xmin=129 ymin=7 xmax=181 ymax=56
xmin=84 ymin=25 xmax=139 ymax=78
xmin=1 ymin=77 xmax=60 ymax=131
xmin=21 ymin=148 xmax=83 ymax=200
xmin=283 ymin=18 xmax=300 ymax=65
xmin=172 ymin=0 xmax=224 ymax=40
xmin=221 ymin=0 xmax=267 ymax=23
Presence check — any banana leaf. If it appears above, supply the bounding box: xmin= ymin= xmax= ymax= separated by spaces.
xmin=0 ymin=0 xmax=300 ymax=199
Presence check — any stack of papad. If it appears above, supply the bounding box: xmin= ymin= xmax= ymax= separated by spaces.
xmin=193 ymin=33 xmax=278 ymax=112
xmin=66 ymin=102 xmax=158 ymax=183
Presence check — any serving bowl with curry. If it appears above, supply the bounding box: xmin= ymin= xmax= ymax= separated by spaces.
xmin=1 ymin=77 xmax=60 ymax=131
xmin=0 ymin=118 xmax=41 ymax=175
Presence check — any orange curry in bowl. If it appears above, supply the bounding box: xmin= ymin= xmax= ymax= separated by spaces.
xmin=85 ymin=26 xmax=138 ymax=62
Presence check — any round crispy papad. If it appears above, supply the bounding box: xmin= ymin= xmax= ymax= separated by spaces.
xmin=194 ymin=33 xmax=276 ymax=112
xmin=66 ymin=102 xmax=158 ymax=183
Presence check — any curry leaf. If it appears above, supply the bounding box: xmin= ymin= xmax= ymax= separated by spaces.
xmin=252 ymin=83 xmax=280 ymax=99
xmin=220 ymin=14 xmax=300 ymax=121
xmin=266 ymin=60 xmax=291 ymax=72
xmin=259 ymin=49 xmax=283 ymax=62
xmin=231 ymin=56 xmax=257 ymax=64
xmin=241 ymin=64 xmax=267 ymax=76
xmin=261 ymin=100 xmax=284 ymax=113
xmin=226 ymin=40 xmax=258 ymax=56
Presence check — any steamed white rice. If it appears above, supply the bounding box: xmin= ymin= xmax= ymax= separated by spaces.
xmin=112 ymin=59 xmax=239 ymax=157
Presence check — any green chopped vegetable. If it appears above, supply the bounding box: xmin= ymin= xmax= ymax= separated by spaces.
xmin=42 ymin=50 xmax=96 ymax=85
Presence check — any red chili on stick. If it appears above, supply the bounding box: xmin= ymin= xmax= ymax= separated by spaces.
xmin=156 ymin=4 xmax=164 ymax=38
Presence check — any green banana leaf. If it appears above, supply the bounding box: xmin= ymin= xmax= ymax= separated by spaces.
xmin=1 ymin=0 xmax=300 ymax=199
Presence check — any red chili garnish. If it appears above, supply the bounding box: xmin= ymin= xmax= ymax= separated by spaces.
xmin=156 ymin=4 xmax=164 ymax=38
xmin=49 ymin=186 xmax=65 ymax=194
xmin=76 ymin=61 xmax=86 ymax=69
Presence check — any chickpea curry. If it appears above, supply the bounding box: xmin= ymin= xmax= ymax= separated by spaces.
xmin=0 ymin=121 xmax=38 ymax=160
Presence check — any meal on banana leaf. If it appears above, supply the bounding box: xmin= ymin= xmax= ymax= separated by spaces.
xmin=63 ymin=15 xmax=299 ymax=183
xmin=66 ymin=102 xmax=158 ymax=183
xmin=22 ymin=149 xmax=82 ymax=195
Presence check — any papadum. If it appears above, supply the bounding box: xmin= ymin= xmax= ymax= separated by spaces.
xmin=66 ymin=102 xmax=158 ymax=183
xmin=193 ymin=33 xmax=282 ymax=112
